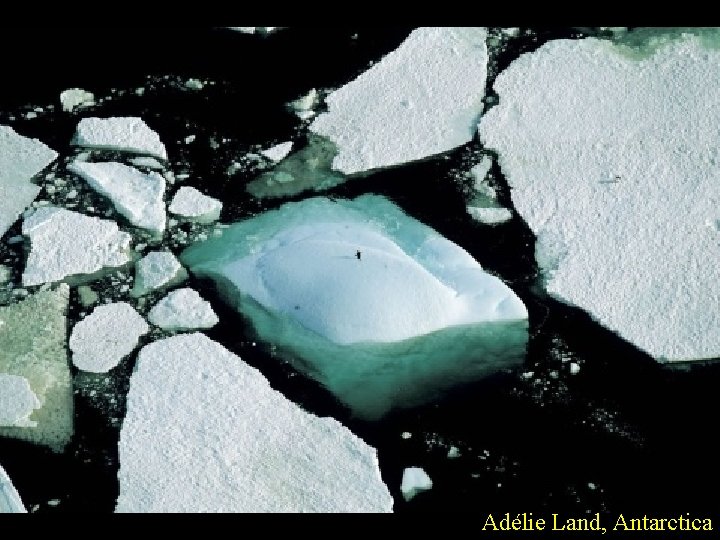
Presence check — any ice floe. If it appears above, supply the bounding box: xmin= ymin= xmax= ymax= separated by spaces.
xmin=0 ymin=285 xmax=72 ymax=452
xmin=59 ymin=88 xmax=95 ymax=113
xmin=0 ymin=374 xmax=41 ymax=427
xmin=310 ymin=27 xmax=488 ymax=174
xmin=68 ymin=161 xmax=166 ymax=234
xmin=182 ymin=195 xmax=528 ymax=419
xmin=128 ymin=156 xmax=164 ymax=171
xmin=147 ymin=288 xmax=218 ymax=332
xmin=467 ymin=206 xmax=512 ymax=225
xmin=0 ymin=126 xmax=58 ymax=239
xmin=69 ymin=303 xmax=149 ymax=373
xmin=401 ymin=467 xmax=433 ymax=501
xmin=22 ymin=208 xmax=132 ymax=286
xmin=130 ymin=251 xmax=187 ymax=298
xmin=0 ymin=464 xmax=26 ymax=513
xmin=479 ymin=34 xmax=720 ymax=362
xmin=261 ymin=141 xmax=293 ymax=162
xmin=116 ymin=333 xmax=393 ymax=512
xmin=168 ymin=186 xmax=222 ymax=223
xmin=72 ymin=117 xmax=167 ymax=160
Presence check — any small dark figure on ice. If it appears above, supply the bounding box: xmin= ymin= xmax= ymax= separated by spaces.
xmin=356 ymin=250 xmax=362 ymax=260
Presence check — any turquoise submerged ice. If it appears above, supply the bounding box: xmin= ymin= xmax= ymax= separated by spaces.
xmin=181 ymin=195 xmax=528 ymax=419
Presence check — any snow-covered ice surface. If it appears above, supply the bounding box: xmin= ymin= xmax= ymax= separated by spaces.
xmin=467 ymin=206 xmax=512 ymax=225
xmin=0 ymin=464 xmax=26 ymax=513
xmin=22 ymin=207 xmax=132 ymax=286
xmin=479 ymin=34 xmax=720 ymax=362
xmin=168 ymin=186 xmax=222 ymax=223
xmin=0 ymin=126 xmax=58 ymax=239
xmin=182 ymin=195 xmax=528 ymax=419
xmin=69 ymin=303 xmax=149 ymax=373
xmin=147 ymin=288 xmax=218 ymax=331
xmin=310 ymin=27 xmax=488 ymax=175
xmin=130 ymin=251 xmax=187 ymax=297
xmin=72 ymin=117 xmax=167 ymax=160
xmin=67 ymin=161 xmax=166 ymax=234
xmin=0 ymin=374 xmax=41 ymax=427
xmin=0 ymin=285 xmax=72 ymax=451
xmin=116 ymin=333 xmax=393 ymax=512
xmin=261 ymin=141 xmax=293 ymax=162
xmin=400 ymin=467 xmax=433 ymax=501
xmin=59 ymin=88 xmax=95 ymax=113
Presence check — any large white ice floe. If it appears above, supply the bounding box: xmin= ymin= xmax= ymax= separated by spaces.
xmin=479 ymin=34 xmax=720 ymax=362
xmin=0 ymin=374 xmax=41 ymax=427
xmin=182 ymin=195 xmax=528 ymax=419
xmin=147 ymin=288 xmax=218 ymax=332
xmin=72 ymin=117 xmax=167 ymax=160
xmin=0 ymin=464 xmax=26 ymax=513
xmin=0 ymin=125 xmax=58 ymax=239
xmin=67 ymin=161 xmax=166 ymax=234
xmin=59 ymin=88 xmax=95 ymax=113
xmin=69 ymin=303 xmax=149 ymax=373
xmin=130 ymin=251 xmax=187 ymax=297
xmin=168 ymin=186 xmax=222 ymax=223
xmin=116 ymin=333 xmax=393 ymax=512
xmin=310 ymin=27 xmax=488 ymax=175
xmin=22 ymin=207 xmax=132 ymax=286
xmin=0 ymin=285 xmax=73 ymax=452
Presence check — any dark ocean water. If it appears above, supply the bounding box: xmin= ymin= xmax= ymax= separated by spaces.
xmin=0 ymin=26 xmax=718 ymax=516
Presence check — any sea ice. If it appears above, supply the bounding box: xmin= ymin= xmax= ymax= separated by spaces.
xmin=22 ymin=208 xmax=132 ymax=286
xmin=168 ymin=186 xmax=222 ymax=223
xmin=69 ymin=303 xmax=149 ymax=373
xmin=128 ymin=156 xmax=164 ymax=171
xmin=116 ymin=333 xmax=393 ymax=512
xmin=0 ymin=374 xmax=41 ymax=427
xmin=130 ymin=251 xmax=187 ymax=298
xmin=0 ymin=126 xmax=58 ymax=239
xmin=59 ymin=88 xmax=95 ymax=112
xmin=400 ymin=467 xmax=433 ymax=501
xmin=147 ymin=288 xmax=218 ymax=331
xmin=72 ymin=117 xmax=167 ymax=160
xmin=479 ymin=34 xmax=720 ymax=362
xmin=467 ymin=206 xmax=512 ymax=225
xmin=0 ymin=464 xmax=26 ymax=513
xmin=310 ymin=27 xmax=488 ymax=174
xmin=0 ymin=285 xmax=73 ymax=452
xmin=182 ymin=195 xmax=528 ymax=419
xmin=68 ymin=161 xmax=166 ymax=234
xmin=261 ymin=141 xmax=293 ymax=162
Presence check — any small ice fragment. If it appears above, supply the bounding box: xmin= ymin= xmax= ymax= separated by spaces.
xmin=400 ymin=467 xmax=433 ymax=501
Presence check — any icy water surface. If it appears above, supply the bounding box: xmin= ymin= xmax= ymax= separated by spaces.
xmin=0 ymin=26 xmax=719 ymax=514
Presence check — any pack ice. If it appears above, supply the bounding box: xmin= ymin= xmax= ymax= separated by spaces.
xmin=0 ymin=126 xmax=57 ymax=239
xmin=310 ymin=27 xmax=488 ymax=175
xmin=116 ymin=333 xmax=393 ymax=512
xmin=0 ymin=285 xmax=73 ymax=452
xmin=72 ymin=117 xmax=167 ymax=160
xmin=0 ymin=464 xmax=26 ymax=513
xmin=479 ymin=35 xmax=720 ymax=362
xmin=182 ymin=195 xmax=528 ymax=419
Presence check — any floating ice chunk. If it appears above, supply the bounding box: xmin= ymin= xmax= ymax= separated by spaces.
xmin=182 ymin=195 xmax=528 ymax=419
xmin=76 ymin=285 xmax=99 ymax=307
xmin=467 ymin=206 xmax=512 ymax=225
xmin=227 ymin=27 xmax=279 ymax=34
xmin=116 ymin=333 xmax=393 ymax=512
xmin=261 ymin=141 xmax=293 ymax=162
xmin=168 ymin=186 xmax=222 ymax=223
xmin=130 ymin=251 xmax=187 ymax=297
xmin=479 ymin=34 xmax=720 ymax=362
xmin=147 ymin=288 xmax=218 ymax=332
xmin=72 ymin=117 xmax=167 ymax=160
xmin=400 ymin=467 xmax=433 ymax=501
xmin=22 ymin=208 xmax=132 ymax=286
xmin=69 ymin=303 xmax=149 ymax=373
xmin=447 ymin=446 xmax=461 ymax=459
xmin=67 ymin=161 xmax=166 ymax=234
xmin=0 ymin=464 xmax=26 ymax=513
xmin=0 ymin=285 xmax=72 ymax=452
xmin=310 ymin=27 xmax=488 ymax=174
xmin=470 ymin=157 xmax=495 ymax=197
xmin=0 ymin=126 xmax=58 ymax=239
xmin=59 ymin=88 xmax=95 ymax=112
xmin=0 ymin=374 xmax=41 ymax=427
xmin=128 ymin=156 xmax=165 ymax=171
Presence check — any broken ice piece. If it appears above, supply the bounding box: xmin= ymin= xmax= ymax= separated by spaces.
xmin=0 ymin=374 xmax=41 ymax=427
xmin=0 ymin=464 xmax=26 ymax=513
xmin=22 ymin=207 xmax=132 ymax=286
xmin=400 ymin=467 xmax=433 ymax=501
xmin=147 ymin=288 xmax=219 ymax=332
xmin=130 ymin=251 xmax=188 ymax=298
xmin=128 ymin=156 xmax=165 ymax=171
xmin=168 ymin=186 xmax=222 ymax=223
xmin=59 ymin=88 xmax=95 ymax=113
xmin=69 ymin=302 xmax=149 ymax=374
xmin=467 ymin=206 xmax=512 ymax=225
xmin=261 ymin=141 xmax=293 ymax=163
xmin=72 ymin=117 xmax=167 ymax=160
